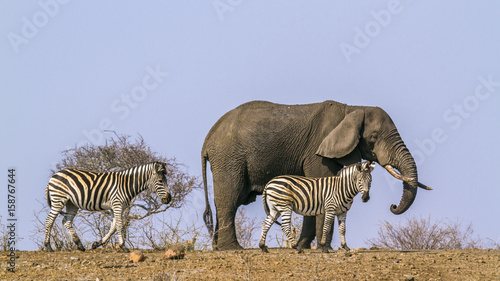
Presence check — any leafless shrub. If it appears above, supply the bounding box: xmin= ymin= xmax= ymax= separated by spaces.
xmin=137 ymin=211 xmax=211 ymax=251
xmin=0 ymin=216 xmax=9 ymax=251
xmin=235 ymin=207 xmax=260 ymax=248
xmin=32 ymin=133 xmax=200 ymax=250
xmin=366 ymin=216 xmax=482 ymax=250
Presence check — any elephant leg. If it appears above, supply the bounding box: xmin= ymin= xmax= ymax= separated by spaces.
xmin=297 ymin=216 xmax=316 ymax=252
xmin=315 ymin=213 xmax=334 ymax=250
xmin=214 ymin=203 xmax=241 ymax=250
xmin=213 ymin=172 xmax=245 ymax=250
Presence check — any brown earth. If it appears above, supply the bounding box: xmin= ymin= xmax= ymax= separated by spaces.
xmin=1 ymin=248 xmax=499 ymax=280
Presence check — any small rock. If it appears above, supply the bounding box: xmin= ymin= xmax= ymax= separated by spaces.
xmin=129 ymin=251 xmax=145 ymax=263
xmin=70 ymin=257 xmax=80 ymax=261
xmin=164 ymin=244 xmax=186 ymax=260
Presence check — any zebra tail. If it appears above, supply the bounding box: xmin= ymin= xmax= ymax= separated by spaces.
xmin=262 ymin=187 xmax=281 ymax=226
xmin=202 ymin=153 xmax=214 ymax=238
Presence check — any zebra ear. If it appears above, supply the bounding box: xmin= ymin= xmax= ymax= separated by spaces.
xmin=361 ymin=161 xmax=375 ymax=172
xmin=155 ymin=162 xmax=166 ymax=173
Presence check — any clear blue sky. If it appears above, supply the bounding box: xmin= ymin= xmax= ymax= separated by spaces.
xmin=1 ymin=1 xmax=499 ymax=250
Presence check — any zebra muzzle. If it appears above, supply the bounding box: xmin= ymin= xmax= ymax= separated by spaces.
xmin=361 ymin=191 xmax=370 ymax=202
xmin=162 ymin=193 xmax=172 ymax=204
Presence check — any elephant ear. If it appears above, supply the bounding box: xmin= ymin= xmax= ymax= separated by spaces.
xmin=316 ymin=109 xmax=364 ymax=159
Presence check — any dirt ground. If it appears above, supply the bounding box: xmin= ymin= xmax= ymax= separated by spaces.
xmin=1 ymin=248 xmax=499 ymax=280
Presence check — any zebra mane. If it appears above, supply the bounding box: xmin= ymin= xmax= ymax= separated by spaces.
xmin=114 ymin=162 xmax=159 ymax=175
xmin=335 ymin=162 xmax=361 ymax=177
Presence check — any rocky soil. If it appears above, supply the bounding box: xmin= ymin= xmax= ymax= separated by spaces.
xmin=2 ymin=248 xmax=499 ymax=280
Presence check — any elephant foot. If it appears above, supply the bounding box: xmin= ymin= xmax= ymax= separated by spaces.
xmin=296 ymin=244 xmax=305 ymax=254
xmin=296 ymin=238 xmax=312 ymax=251
xmin=216 ymin=241 xmax=243 ymax=251
xmin=91 ymin=241 xmax=101 ymax=250
xmin=44 ymin=242 xmax=53 ymax=252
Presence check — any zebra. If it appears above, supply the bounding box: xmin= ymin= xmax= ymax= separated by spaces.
xmin=44 ymin=162 xmax=172 ymax=252
xmin=259 ymin=160 xmax=375 ymax=253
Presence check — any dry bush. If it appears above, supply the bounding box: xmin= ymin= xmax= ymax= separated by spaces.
xmin=235 ymin=207 xmax=260 ymax=248
xmin=366 ymin=216 xmax=482 ymax=250
xmin=32 ymin=133 xmax=200 ymax=250
xmin=137 ymin=211 xmax=211 ymax=251
xmin=0 ymin=216 xmax=9 ymax=251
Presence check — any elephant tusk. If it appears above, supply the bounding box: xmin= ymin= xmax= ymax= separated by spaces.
xmin=417 ymin=182 xmax=433 ymax=190
xmin=384 ymin=165 xmax=415 ymax=183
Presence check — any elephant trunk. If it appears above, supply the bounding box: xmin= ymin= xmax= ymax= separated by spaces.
xmin=378 ymin=129 xmax=419 ymax=215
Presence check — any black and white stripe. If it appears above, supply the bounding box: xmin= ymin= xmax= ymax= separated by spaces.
xmin=44 ymin=162 xmax=172 ymax=252
xmin=259 ymin=161 xmax=375 ymax=253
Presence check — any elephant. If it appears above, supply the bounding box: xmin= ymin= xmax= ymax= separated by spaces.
xmin=202 ymin=100 xmax=431 ymax=250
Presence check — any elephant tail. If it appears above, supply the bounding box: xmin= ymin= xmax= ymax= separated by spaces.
xmin=202 ymin=153 xmax=214 ymax=238
xmin=262 ymin=187 xmax=282 ymax=226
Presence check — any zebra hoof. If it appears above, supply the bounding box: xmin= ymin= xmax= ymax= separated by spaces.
xmin=296 ymin=248 xmax=304 ymax=254
xmin=119 ymin=245 xmax=130 ymax=253
xmin=91 ymin=242 xmax=101 ymax=249
xmin=260 ymin=245 xmax=269 ymax=253
xmin=341 ymin=244 xmax=350 ymax=251
xmin=321 ymin=247 xmax=329 ymax=253
xmin=45 ymin=244 xmax=53 ymax=252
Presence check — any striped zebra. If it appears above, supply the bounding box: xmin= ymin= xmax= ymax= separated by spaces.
xmin=44 ymin=162 xmax=172 ymax=252
xmin=259 ymin=161 xmax=375 ymax=253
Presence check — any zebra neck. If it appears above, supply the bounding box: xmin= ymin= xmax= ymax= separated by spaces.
xmin=332 ymin=174 xmax=359 ymax=200
xmin=116 ymin=165 xmax=152 ymax=198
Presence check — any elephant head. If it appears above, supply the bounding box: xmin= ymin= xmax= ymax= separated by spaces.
xmin=316 ymin=106 xmax=431 ymax=214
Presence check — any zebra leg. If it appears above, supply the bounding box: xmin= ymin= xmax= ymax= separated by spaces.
xmin=92 ymin=210 xmax=117 ymax=249
xmin=259 ymin=208 xmax=280 ymax=253
xmin=112 ymin=205 xmax=129 ymax=252
xmin=279 ymin=208 xmax=298 ymax=252
xmin=320 ymin=210 xmax=335 ymax=253
xmin=44 ymin=200 xmax=65 ymax=252
xmin=62 ymin=201 xmax=85 ymax=251
xmin=338 ymin=213 xmax=350 ymax=251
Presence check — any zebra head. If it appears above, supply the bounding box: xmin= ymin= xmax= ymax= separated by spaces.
xmin=149 ymin=162 xmax=172 ymax=205
xmin=356 ymin=161 xmax=375 ymax=203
